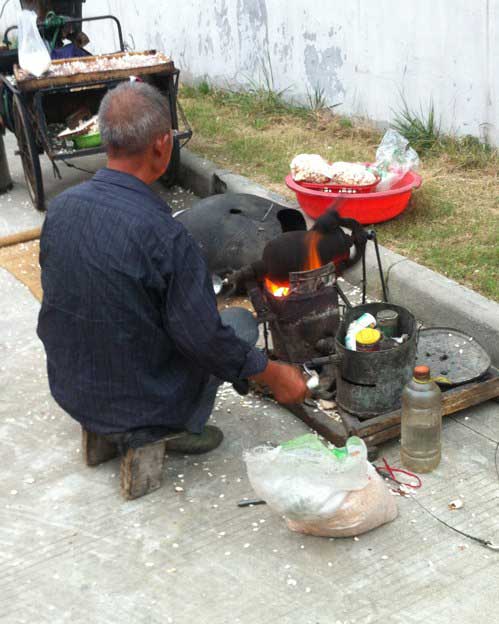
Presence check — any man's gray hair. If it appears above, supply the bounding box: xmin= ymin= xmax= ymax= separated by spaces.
xmin=98 ymin=82 xmax=171 ymax=155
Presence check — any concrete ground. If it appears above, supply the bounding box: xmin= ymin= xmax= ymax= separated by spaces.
xmin=1 ymin=136 xmax=499 ymax=623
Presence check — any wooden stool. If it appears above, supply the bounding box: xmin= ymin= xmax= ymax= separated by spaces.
xmin=81 ymin=427 xmax=182 ymax=500
xmin=120 ymin=439 xmax=167 ymax=500
xmin=82 ymin=428 xmax=119 ymax=466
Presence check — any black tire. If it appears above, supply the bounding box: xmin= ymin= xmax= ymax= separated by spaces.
xmin=13 ymin=96 xmax=45 ymax=211
xmin=159 ymin=134 xmax=180 ymax=188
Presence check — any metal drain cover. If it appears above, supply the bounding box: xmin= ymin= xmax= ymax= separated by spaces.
xmin=416 ymin=328 xmax=490 ymax=386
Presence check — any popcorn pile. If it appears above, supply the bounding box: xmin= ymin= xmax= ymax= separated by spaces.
xmin=329 ymin=161 xmax=377 ymax=186
xmin=290 ymin=153 xmax=377 ymax=186
xmin=17 ymin=52 xmax=171 ymax=82
xmin=48 ymin=52 xmax=170 ymax=78
xmin=290 ymin=154 xmax=333 ymax=184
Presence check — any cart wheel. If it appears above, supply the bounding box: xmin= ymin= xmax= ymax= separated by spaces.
xmin=13 ymin=96 xmax=45 ymax=211
xmin=160 ymin=134 xmax=180 ymax=188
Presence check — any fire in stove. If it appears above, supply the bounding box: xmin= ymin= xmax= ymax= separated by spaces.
xmin=264 ymin=279 xmax=290 ymax=298
xmin=256 ymin=210 xmax=367 ymax=295
xmin=264 ymin=231 xmax=324 ymax=298
xmin=249 ymin=261 xmax=341 ymax=365
xmin=225 ymin=209 xmax=368 ymax=295
xmin=227 ymin=209 xmax=370 ymax=365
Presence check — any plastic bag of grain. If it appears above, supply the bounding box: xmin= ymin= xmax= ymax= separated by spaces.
xmin=286 ymin=464 xmax=397 ymax=537
xmin=244 ymin=434 xmax=397 ymax=537
xmin=17 ymin=10 xmax=51 ymax=78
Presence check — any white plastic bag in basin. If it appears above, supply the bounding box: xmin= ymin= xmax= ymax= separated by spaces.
xmin=374 ymin=129 xmax=419 ymax=191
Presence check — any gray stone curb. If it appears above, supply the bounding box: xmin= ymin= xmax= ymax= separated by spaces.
xmin=179 ymin=147 xmax=499 ymax=366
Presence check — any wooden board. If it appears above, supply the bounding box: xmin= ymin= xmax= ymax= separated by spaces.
xmin=287 ymin=402 xmax=348 ymax=447
xmin=283 ymin=367 xmax=499 ymax=450
xmin=14 ymin=50 xmax=175 ymax=91
xmin=352 ymin=367 xmax=499 ymax=440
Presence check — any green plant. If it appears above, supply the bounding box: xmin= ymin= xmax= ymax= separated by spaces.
xmin=392 ymin=96 xmax=440 ymax=153
xmin=306 ymin=85 xmax=327 ymax=112
xmin=241 ymin=49 xmax=296 ymax=114
xmin=391 ymin=94 xmax=497 ymax=168
xmin=339 ymin=117 xmax=353 ymax=129
xmin=197 ymin=80 xmax=211 ymax=95
xmin=306 ymin=84 xmax=342 ymax=113
xmin=180 ymin=84 xmax=198 ymax=98
xmin=253 ymin=117 xmax=268 ymax=130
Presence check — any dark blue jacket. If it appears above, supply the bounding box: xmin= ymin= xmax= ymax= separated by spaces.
xmin=37 ymin=169 xmax=267 ymax=434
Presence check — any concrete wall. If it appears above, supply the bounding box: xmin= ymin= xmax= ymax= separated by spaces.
xmin=2 ymin=0 xmax=498 ymax=145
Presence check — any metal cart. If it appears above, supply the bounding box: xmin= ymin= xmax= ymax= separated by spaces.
xmin=0 ymin=14 xmax=191 ymax=211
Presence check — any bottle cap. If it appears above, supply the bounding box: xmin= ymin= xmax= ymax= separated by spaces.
xmin=356 ymin=328 xmax=381 ymax=346
xmin=376 ymin=309 xmax=399 ymax=322
xmin=414 ymin=365 xmax=430 ymax=381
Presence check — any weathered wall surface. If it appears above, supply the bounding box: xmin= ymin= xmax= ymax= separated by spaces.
xmin=2 ymin=0 xmax=498 ymax=144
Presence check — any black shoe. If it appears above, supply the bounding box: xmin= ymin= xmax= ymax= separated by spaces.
xmin=163 ymin=425 xmax=224 ymax=454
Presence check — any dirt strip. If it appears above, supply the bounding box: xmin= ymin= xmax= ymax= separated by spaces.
xmin=0 ymin=240 xmax=42 ymax=301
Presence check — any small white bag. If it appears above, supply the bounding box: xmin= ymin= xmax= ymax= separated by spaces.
xmin=244 ymin=435 xmax=398 ymax=537
xmin=286 ymin=464 xmax=398 ymax=538
xmin=18 ymin=10 xmax=51 ymax=77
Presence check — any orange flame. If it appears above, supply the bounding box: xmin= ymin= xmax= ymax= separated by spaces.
xmin=305 ymin=231 xmax=323 ymax=271
xmin=264 ymin=231 xmax=325 ymax=298
xmin=265 ymin=277 xmax=290 ymax=297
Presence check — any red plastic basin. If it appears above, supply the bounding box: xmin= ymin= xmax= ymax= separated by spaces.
xmin=285 ymin=170 xmax=422 ymax=224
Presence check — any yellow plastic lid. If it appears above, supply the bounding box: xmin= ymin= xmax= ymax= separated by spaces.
xmin=356 ymin=328 xmax=381 ymax=345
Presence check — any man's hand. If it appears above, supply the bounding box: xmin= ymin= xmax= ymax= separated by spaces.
xmin=250 ymin=360 xmax=308 ymax=405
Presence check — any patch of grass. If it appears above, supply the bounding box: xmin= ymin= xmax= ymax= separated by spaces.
xmin=437 ymin=134 xmax=497 ymax=169
xmin=306 ymin=84 xmax=328 ymax=112
xmin=339 ymin=117 xmax=353 ymax=129
xmin=179 ymin=85 xmax=499 ymax=301
xmin=198 ymin=82 xmax=308 ymax=123
xmin=197 ymin=80 xmax=211 ymax=95
xmin=392 ymin=97 xmax=441 ymax=153
xmin=377 ymin=180 xmax=499 ymax=297
xmin=392 ymin=96 xmax=499 ymax=171
xmin=305 ymin=84 xmax=343 ymax=113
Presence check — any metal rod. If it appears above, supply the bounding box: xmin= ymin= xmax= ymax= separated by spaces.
xmin=4 ymin=15 xmax=125 ymax=51
xmin=260 ymin=204 xmax=274 ymax=222
xmin=263 ymin=321 xmax=269 ymax=354
xmin=33 ymin=89 xmax=52 ymax=157
xmin=238 ymin=499 xmax=266 ymax=507
xmin=371 ymin=231 xmax=389 ymax=302
xmin=303 ymin=354 xmax=342 ymax=368
xmin=166 ymin=73 xmax=179 ymax=130
xmin=361 ymin=245 xmax=367 ymax=304
xmin=335 ymin=282 xmax=352 ymax=309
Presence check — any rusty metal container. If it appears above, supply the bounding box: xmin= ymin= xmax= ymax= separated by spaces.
xmin=265 ymin=263 xmax=340 ymax=364
xmin=335 ymin=302 xmax=417 ymax=419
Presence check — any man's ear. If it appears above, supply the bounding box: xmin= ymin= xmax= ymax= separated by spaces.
xmin=154 ymin=132 xmax=172 ymax=157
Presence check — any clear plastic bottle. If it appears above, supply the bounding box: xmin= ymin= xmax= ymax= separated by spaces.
xmin=401 ymin=365 xmax=442 ymax=473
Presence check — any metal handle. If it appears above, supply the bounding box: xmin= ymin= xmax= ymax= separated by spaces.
xmin=303 ymin=364 xmax=320 ymax=390
xmin=304 ymin=353 xmax=343 ymax=368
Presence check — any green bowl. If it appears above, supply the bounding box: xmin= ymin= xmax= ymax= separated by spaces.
xmin=73 ymin=132 xmax=101 ymax=149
